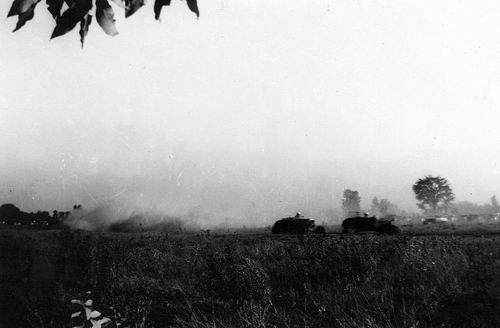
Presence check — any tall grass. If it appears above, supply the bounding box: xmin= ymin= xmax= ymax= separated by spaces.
xmin=1 ymin=230 xmax=500 ymax=327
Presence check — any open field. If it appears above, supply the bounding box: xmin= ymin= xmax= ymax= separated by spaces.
xmin=2 ymin=226 xmax=500 ymax=327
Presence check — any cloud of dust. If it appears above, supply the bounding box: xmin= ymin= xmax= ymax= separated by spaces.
xmin=63 ymin=200 xmax=200 ymax=232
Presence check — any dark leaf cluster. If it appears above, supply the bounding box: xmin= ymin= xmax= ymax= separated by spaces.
xmin=7 ymin=0 xmax=199 ymax=47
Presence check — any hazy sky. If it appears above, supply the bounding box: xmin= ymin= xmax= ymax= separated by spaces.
xmin=1 ymin=0 xmax=500 ymax=224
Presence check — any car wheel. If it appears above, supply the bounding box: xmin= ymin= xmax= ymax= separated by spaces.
xmin=346 ymin=227 xmax=356 ymax=234
xmin=314 ymin=226 xmax=325 ymax=234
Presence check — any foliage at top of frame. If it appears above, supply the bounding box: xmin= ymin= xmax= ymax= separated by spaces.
xmin=7 ymin=0 xmax=199 ymax=47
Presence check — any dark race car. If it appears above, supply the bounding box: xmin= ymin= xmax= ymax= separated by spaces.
xmin=342 ymin=215 xmax=400 ymax=235
xmin=272 ymin=213 xmax=325 ymax=234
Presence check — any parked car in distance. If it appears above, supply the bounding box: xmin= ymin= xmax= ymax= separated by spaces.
xmin=422 ymin=217 xmax=449 ymax=225
xmin=342 ymin=214 xmax=400 ymax=235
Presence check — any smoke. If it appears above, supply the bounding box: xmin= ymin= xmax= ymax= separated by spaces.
xmin=63 ymin=200 xmax=199 ymax=232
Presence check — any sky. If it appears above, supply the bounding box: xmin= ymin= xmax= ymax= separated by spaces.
xmin=1 ymin=0 xmax=500 ymax=225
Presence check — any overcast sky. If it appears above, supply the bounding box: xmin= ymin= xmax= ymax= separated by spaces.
xmin=1 ymin=0 xmax=500 ymax=224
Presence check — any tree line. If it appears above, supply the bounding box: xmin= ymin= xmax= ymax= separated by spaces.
xmin=342 ymin=175 xmax=500 ymax=218
xmin=0 ymin=203 xmax=74 ymax=226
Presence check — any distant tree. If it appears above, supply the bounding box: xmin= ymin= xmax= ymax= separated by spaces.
xmin=370 ymin=197 xmax=400 ymax=217
xmin=342 ymin=189 xmax=360 ymax=215
xmin=412 ymin=175 xmax=455 ymax=214
xmin=370 ymin=197 xmax=380 ymax=215
xmin=451 ymin=200 xmax=492 ymax=216
xmin=0 ymin=204 xmax=22 ymax=224
xmin=491 ymin=195 xmax=499 ymax=213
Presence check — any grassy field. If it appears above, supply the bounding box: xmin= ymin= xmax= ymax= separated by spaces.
xmin=1 ymin=227 xmax=500 ymax=327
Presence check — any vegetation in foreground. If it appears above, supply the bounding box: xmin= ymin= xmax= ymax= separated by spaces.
xmin=1 ymin=229 xmax=500 ymax=328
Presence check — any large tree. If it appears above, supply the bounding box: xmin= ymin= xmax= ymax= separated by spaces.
xmin=6 ymin=0 xmax=199 ymax=47
xmin=342 ymin=189 xmax=360 ymax=215
xmin=412 ymin=175 xmax=455 ymax=214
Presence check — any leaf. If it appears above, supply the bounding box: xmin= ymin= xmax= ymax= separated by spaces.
xmin=85 ymin=307 xmax=92 ymax=320
xmin=99 ymin=317 xmax=111 ymax=324
xmin=154 ymin=0 xmax=198 ymax=21
xmin=186 ymin=0 xmax=198 ymax=18
xmin=7 ymin=0 xmax=38 ymax=17
xmin=89 ymin=310 xmax=102 ymax=318
xmin=70 ymin=299 xmax=83 ymax=305
xmin=84 ymin=299 xmax=93 ymax=306
xmin=96 ymin=0 xmax=118 ymax=36
xmin=12 ymin=1 xmax=38 ymax=32
xmin=51 ymin=0 xmax=92 ymax=39
xmin=79 ymin=13 xmax=91 ymax=47
xmin=7 ymin=0 xmax=40 ymax=32
xmin=90 ymin=317 xmax=110 ymax=328
xmin=153 ymin=0 xmax=170 ymax=20
xmin=90 ymin=319 xmax=102 ymax=328
xmin=46 ymin=0 xmax=64 ymax=18
xmin=71 ymin=311 xmax=82 ymax=318
xmin=110 ymin=0 xmax=125 ymax=8
xmin=125 ymin=0 xmax=144 ymax=18
xmin=110 ymin=0 xmax=143 ymax=17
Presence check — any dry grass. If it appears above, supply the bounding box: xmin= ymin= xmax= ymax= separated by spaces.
xmin=1 ymin=228 xmax=500 ymax=327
